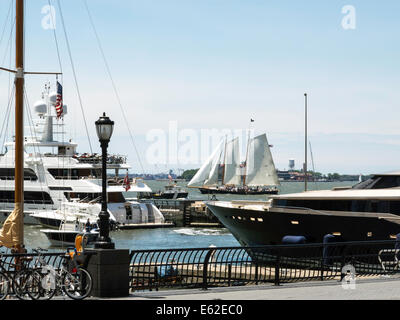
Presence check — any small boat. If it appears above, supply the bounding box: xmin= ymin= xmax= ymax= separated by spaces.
xmin=138 ymin=184 xmax=189 ymax=199
xmin=41 ymin=220 xmax=99 ymax=247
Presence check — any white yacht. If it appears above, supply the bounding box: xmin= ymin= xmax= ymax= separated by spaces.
xmin=0 ymin=83 xmax=154 ymax=225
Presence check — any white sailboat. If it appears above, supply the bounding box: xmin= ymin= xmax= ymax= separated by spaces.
xmin=188 ymin=133 xmax=279 ymax=195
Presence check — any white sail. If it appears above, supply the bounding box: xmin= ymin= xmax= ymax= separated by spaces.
xmin=245 ymin=133 xmax=279 ymax=187
xmin=188 ymin=140 xmax=223 ymax=187
xmin=223 ymin=138 xmax=241 ymax=185
xmin=205 ymin=146 xmax=223 ymax=186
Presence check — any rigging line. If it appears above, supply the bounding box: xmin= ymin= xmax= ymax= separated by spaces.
xmin=0 ymin=0 xmax=13 ymax=49
xmin=0 ymin=16 xmax=15 ymax=71
xmin=83 ymin=0 xmax=145 ymax=173
xmin=56 ymin=0 xmax=93 ymax=153
xmin=0 ymin=86 xmax=14 ymax=154
xmin=47 ymin=0 xmax=63 ymax=75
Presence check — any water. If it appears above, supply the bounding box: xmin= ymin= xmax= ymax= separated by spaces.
xmin=23 ymin=180 xmax=356 ymax=252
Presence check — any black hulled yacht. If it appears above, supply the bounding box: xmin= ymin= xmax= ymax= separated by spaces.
xmin=206 ymin=172 xmax=400 ymax=246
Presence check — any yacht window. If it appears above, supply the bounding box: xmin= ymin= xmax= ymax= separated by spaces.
xmin=0 ymin=168 xmax=38 ymax=181
xmin=275 ymin=199 xmax=400 ymax=214
xmin=108 ymin=192 xmax=125 ymax=203
xmin=58 ymin=146 xmax=66 ymax=155
xmin=371 ymin=176 xmax=400 ymax=189
xmin=64 ymin=192 xmax=101 ymax=202
xmin=0 ymin=191 xmax=53 ymax=204
xmin=48 ymin=168 xmax=94 ymax=180
xmin=352 ymin=175 xmax=400 ymax=189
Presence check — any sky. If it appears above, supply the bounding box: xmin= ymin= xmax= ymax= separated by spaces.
xmin=0 ymin=0 xmax=399 ymax=175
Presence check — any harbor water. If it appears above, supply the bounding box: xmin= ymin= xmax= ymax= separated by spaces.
xmin=23 ymin=180 xmax=354 ymax=251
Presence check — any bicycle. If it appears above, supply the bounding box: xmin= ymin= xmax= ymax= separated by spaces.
xmin=24 ymin=248 xmax=59 ymax=300
xmin=28 ymin=247 xmax=93 ymax=300
xmin=0 ymin=250 xmax=35 ymax=300
xmin=0 ymin=253 xmax=11 ymax=300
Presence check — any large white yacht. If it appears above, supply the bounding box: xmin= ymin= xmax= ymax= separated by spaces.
xmin=0 ymin=83 xmax=154 ymax=225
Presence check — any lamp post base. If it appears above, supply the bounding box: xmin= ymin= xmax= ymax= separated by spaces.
xmin=86 ymin=248 xmax=130 ymax=298
xmin=94 ymin=241 xmax=115 ymax=249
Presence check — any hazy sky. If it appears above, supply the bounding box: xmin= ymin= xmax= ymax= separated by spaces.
xmin=0 ymin=0 xmax=399 ymax=175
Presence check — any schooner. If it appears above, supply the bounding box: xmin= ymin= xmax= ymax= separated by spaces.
xmin=188 ymin=133 xmax=280 ymax=195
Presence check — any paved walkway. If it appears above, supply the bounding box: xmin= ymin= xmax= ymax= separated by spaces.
xmin=102 ymin=276 xmax=400 ymax=300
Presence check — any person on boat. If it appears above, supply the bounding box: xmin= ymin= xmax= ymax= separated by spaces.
xmin=74 ymin=218 xmax=80 ymax=231
xmin=85 ymin=219 xmax=92 ymax=232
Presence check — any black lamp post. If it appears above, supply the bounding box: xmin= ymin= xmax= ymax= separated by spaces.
xmin=94 ymin=112 xmax=115 ymax=249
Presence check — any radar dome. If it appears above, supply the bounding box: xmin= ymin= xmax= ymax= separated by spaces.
xmin=49 ymin=91 xmax=58 ymax=105
xmin=33 ymin=100 xmax=47 ymax=116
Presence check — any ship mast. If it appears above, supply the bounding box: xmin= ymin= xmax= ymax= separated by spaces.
xmin=14 ymin=0 xmax=25 ymax=249
xmin=221 ymin=136 xmax=227 ymax=186
xmin=242 ymin=128 xmax=251 ymax=187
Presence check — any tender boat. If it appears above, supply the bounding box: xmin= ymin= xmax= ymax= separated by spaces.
xmin=41 ymin=220 xmax=99 ymax=247
xmin=138 ymin=184 xmax=188 ymax=199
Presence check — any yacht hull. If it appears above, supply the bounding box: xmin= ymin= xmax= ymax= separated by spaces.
xmin=0 ymin=211 xmax=39 ymax=225
xmin=206 ymin=202 xmax=400 ymax=246
xmin=41 ymin=229 xmax=98 ymax=246
xmin=199 ymin=188 xmax=278 ymax=195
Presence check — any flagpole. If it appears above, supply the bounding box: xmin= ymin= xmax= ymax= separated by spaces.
xmin=304 ymin=93 xmax=308 ymax=192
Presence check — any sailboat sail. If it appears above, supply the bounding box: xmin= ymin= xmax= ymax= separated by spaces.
xmin=188 ymin=140 xmax=223 ymax=187
xmin=0 ymin=205 xmax=24 ymax=248
xmin=245 ymin=134 xmax=279 ymax=187
xmin=223 ymin=138 xmax=241 ymax=185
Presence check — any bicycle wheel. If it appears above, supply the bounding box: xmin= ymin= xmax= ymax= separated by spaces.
xmin=12 ymin=270 xmax=34 ymax=300
xmin=27 ymin=270 xmax=56 ymax=301
xmin=0 ymin=272 xmax=10 ymax=300
xmin=62 ymin=268 xmax=93 ymax=300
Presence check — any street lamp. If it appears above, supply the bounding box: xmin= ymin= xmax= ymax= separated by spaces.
xmin=94 ymin=112 xmax=115 ymax=249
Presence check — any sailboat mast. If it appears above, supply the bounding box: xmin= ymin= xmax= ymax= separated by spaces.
xmin=243 ymin=129 xmax=251 ymax=187
xmin=14 ymin=0 xmax=25 ymax=246
xmin=221 ymin=136 xmax=227 ymax=186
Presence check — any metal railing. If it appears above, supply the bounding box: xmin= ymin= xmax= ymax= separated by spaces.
xmin=129 ymin=240 xmax=400 ymax=291
xmin=0 ymin=251 xmax=66 ymax=273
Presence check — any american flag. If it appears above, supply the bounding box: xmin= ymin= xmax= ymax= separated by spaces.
xmin=124 ymin=172 xmax=131 ymax=191
xmin=55 ymin=81 xmax=63 ymax=119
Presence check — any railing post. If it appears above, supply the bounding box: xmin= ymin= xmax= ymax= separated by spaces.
xmin=275 ymin=251 xmax=280 ymax=286
xmin=202 ymin=249 xmax=213 ymax=290
xmin=228 ymin=264 xmax=232 ymax=287
xmin=320 ymin=256 xmax=324 ymax=281
xmin=255 ymin=262 xmax=259 ymax=285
